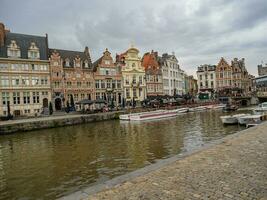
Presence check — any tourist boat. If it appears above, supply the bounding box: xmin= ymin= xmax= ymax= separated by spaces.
xmin=253 ymin=102 xmax=267 ymax=115
xmin=119 ymin=110 xmax=165 ymax=121
xmin=176 ymin=107 xmax=189 ymax=113
xmin=129 ymin=109 xmax=178 ymax=121
xmin=189 ymin=106 xmax=207 ymax=112
xmin=238 ymin=114 xmax=262 ymax=126
xmin=220 ymin=113 xmax=246 ymax=125
xmin=222 ymin=103 xmax=238 ymax=112
xmin=212 ymin=104 xmax=226 ymax=109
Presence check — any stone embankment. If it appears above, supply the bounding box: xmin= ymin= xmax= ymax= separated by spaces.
xmin=0 ymin=111 xmax=123 ymax=134
xmin=62 ymin=122 xmax=267 ymax=200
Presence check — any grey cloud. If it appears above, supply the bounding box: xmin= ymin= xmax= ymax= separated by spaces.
xmin=1 ymin=0 xmax=267 ymax=76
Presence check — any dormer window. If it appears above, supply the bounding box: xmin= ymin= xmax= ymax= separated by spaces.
xmin=65 ymin=59 xmax=70 ymax=67
xmin=28 ymin=42 xmax=40 ymax=59
xmin=7 ymin=40 xmax=21 ymax=58
xmin=84 ymin=60 xmax=89 ymax=68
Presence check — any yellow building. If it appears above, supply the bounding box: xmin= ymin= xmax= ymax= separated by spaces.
xmin=0 ymin=23 xmax=51 ymax=117
xmin=116 ymin=46 xmax=146 ymax=105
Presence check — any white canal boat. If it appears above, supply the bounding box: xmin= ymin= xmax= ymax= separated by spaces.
xmin=129 ymin=109 xmax=178 ymax=121
xmin=119 ymin=110 xmax=165 ymax=121
xmin=253 ymin=102 xmax=267 ymax=115
xmin=176 ymin=107 xmax=189 ymax=113
xmin=238 ymin=114 xmax=262 ymax=125
xmin=189 ymin=106 xmax=207 ymax=112
xmin=220 ymin=113 xmax=247 ymax=125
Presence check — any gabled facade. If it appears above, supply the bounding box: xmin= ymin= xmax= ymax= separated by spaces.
xmin=216 ymin=57 xmax=252 ymax=96
xmin=161 ymin=53 xmax=184 ymax=96
xmin=93 ymin=48 xmax=123 ymax=106
xmin=116 ymin=46 xmax=146 ymax=104
xmin=0 ymin=23 xmax=51 ymax=117
xmin=142 ymin=51 xmax=163 ymax=97
xmin=49 ymin=47 xmax=94 ymax=110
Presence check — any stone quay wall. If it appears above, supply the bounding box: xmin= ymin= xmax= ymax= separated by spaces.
xmin=0 ymin=111 xmax=124 ymax=134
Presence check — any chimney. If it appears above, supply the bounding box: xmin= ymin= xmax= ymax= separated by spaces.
xmin=0 ymin=22 xmax=6 ymax=47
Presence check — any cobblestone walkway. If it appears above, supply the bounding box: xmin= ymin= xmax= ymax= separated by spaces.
xmin=87 ymin=123 xmax=267 ymax=200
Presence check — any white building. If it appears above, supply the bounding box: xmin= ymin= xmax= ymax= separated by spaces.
xmin=161 ymin=53 xmax=185 ymax=96
xmin=196 ymin=64 xmax=216 ymax=94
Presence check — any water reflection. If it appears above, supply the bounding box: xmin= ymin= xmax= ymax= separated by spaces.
xmin=0 ymin=110 xmax=245 ymax=200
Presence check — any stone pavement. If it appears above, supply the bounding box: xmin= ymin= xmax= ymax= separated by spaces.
xmin=85 ymin=123 xmax=267 ymax=200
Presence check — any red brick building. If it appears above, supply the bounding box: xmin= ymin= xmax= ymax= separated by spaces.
xmin=142 ymin=51 xmax=163 ymax=97
xmin=49 ymin=47 xmax=95 ymax=110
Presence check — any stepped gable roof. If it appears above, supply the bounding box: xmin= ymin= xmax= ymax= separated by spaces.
xmin=0 ymin=32 xmax=48 ymax=60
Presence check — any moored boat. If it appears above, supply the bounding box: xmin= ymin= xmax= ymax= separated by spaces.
xmin=119 ymin=110 xmax=164 ymax=120
xmin=238 ymin=114 xmax=262 ymax=126
xmin=253 ymin=102 xmax=267 ymax=115
xmin=220 ymin=113 xmax=246 ymax=125
xmin=176 ymin=107 xmax=189 ymax=113
xmin=189 ymin=106 xmax=207 ymax=112
xmin=129 ymin=109 xmax=178 ymax=121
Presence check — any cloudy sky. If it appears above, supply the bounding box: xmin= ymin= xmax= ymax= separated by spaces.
xmin=1 ymin=0 xmax=267 ymax=76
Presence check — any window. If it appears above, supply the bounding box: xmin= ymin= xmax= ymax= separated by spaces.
xmin=86 ymin=82 xmax=91 ymax=88
xmin=199 ymin=75 xmax=202 ymax=80
xmin=22 ymin=77 xmax=30 ymax=86
xmin=107 ymin=80 xmax=111 ymax=88
xmin=11 ymin=64 xmax=19 ymax=70
xmin=74 ymin=94 xmax=79 ymax=101
xmin=104 ymin=60 xmax=110 ymax=65
xmin=41 ymin=77 xmax=48 ymax=85
xmin=12 ymin=76 xmax=20 ymax=86
xmin=210 ymin=74 xmax=213 ymax=79
xmin=2 ymin=92 xmax=10 ymax=105
xmin=112 ymin=80 xmax=116 ymax=89
xmin=7 ymin=40 xmax=21 ymax=58
xmin=205 ymin=74 xmax=208 ymax=80
xmin=32 ymin=92 xmax=40 ymax=103
xmin=106 ymin=70 xmax=109 ymax=75
xmin=139 ymin=76 xmax=142 ymax=84
xmin=139 ymin=88 xmax=142 ymax=97
xmin=101 ymin=80 xmax=105 ymax=88
xmin=21 ymin=64 xmax=29 ymax=70
xmin=1 ymin=76 xmax=9 ymax=86
xmin=126 ymin=89 xmax=130 ymax=98
xmin=0 ymin=63 xmax=8 ymax=69
xmin=81 ymin=93 xmax=85 ymax=99
xmin=32 ymin=77 xmax=39 ymax=86
xmin=133 ymin=75 xmax=136 ymax=84
xmin=13 ymin=92 xmax=20 ymax=105
xmin=84 ymin=61 xmax=88 ymax=68
xmin=24 ymin=109 xmax=31 ymax=114
xmin=65 ymin=59 xmax=70 ymax=67
xmin=28 ymin=42 xmax=40 ymax=59
xmin=77 ymin=82 xmax=81 ymax=88
xmin=23 ymin=92 xmax=30 ymax=104
xmin=96 ymin=92 xmax=100 ymax=99
xmin=211 ymin=81 xmax=214 ymax=87
xmin=95 ymin=80 xmax=100 ymax=88
xmin=117 ymin=80 xmax=121 ymax=88
xmin=75 ymin=61 xmax=80 ymax=67
xmin=133 ymin=88 xmax=137 ymax=97
xmin=67 ymin=82 xmax=72 ymax=87
xmin=125 ymin=76 xmax=129 ymax=85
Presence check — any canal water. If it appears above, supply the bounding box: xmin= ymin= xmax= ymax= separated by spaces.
xmin=0 ymin=110 xmax=245 ymax=200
